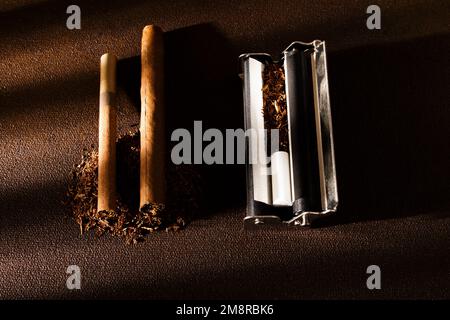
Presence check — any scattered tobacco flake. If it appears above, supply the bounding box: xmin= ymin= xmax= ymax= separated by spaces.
xmin=65 ymin=131 xmax=202 ymax=244
xmin=262 ymin=63 xmax=289 ymax=152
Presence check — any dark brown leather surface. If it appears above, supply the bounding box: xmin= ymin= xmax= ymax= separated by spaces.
xmin=1 ymin=0 xmax=449 ymax=299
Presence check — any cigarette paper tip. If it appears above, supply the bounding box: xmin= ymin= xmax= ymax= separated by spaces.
xmin=143 ymin=25 xmax=163 ymax=33
xmin=100 ymin=53 xmax=117 ymax=94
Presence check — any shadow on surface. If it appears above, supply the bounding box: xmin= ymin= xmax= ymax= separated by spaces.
xmin=316 ymin=33 xmax=450 ymax=226
xmin=0 ymin=0 xmax=149 ymax=33
xmin=118 ymin=24 xmax=246 ymax=217
xmin=0 ymin=181 xmax=68 ymax=233
xmin=119 ymin=31 xmax=450 ymax=224
xmin=48 ymin=231 xmax=449 ymax=300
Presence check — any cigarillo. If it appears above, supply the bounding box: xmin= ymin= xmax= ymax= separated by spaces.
xmin=98 ymin=53 xmax=117 ymax=212
xmin=139 ymin=25 xmax=165 ymax=210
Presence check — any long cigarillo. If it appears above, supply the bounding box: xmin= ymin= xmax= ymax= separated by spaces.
xmin=140 ymin=25 xmax=165 ymax=209
xmin=98 ymin=53 xmax=117 ymax=212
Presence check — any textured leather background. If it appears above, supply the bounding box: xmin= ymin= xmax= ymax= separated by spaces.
xmin=0 ymin=0 xmax=449 ymax=299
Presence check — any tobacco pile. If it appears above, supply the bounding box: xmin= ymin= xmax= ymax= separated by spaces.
xmin=65 ymin=131 xmax=202 ymax=244
xmin=262 ymin=63 xmax=289 ymax=151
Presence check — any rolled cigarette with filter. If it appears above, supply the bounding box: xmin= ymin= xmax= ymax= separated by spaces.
xmin=97 ymin=53 xmax=117 ymax=212
xmin=140 ymin=25 xmax=166 ymax=211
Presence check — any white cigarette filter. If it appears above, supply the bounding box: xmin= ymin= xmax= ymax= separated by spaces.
xmin=271 ymin=151 xmax=292 ymax=207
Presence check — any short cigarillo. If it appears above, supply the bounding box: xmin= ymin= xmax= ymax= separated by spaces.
xmin=140 ymin=25 xmax=165 ymax=209
xmin=97 ymin=53 xmax=117 ymax=212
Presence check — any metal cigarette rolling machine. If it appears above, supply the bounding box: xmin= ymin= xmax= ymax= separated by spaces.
xmin=240 ymin=41 xmax=338 ymax=227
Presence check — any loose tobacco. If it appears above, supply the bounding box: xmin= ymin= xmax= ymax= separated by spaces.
xmin=65 ymin=131 xmax=202 ymax=244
